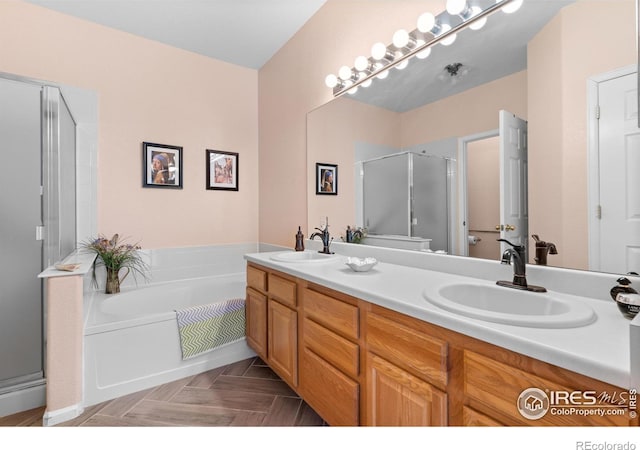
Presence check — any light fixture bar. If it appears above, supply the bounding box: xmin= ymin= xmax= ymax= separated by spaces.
xmin=331 ymin=0 xmax=519 ymax=97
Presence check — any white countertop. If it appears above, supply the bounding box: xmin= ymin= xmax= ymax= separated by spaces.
xmin=245 ymin=249 xmax=633 ymax=389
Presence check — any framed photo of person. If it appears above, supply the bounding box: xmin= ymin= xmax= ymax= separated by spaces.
xmin=316 ymin=163 xmax=337 ymax=195
xmin=206 ymin=149 xmax=239 ymax=191
xmin=142 ymin=142 xmax=183 ymax=189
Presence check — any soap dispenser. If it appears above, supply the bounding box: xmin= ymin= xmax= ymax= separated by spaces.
xmin=295 ymin=226 xmax=305 ymax=252
xmin=609 ymin=276 xmax=638 ymax=301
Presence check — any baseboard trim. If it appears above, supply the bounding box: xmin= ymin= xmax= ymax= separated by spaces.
xmin=42 ymin=403 xmax=84 ymax=426
xmin=0 ymin=382 xmax=45 ymax=418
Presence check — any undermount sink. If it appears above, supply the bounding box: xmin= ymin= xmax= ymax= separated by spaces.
xmin=423 ymin=283 xmax=596 ymax=328
xmin=270 ymin=251 xmax=339 ymax=263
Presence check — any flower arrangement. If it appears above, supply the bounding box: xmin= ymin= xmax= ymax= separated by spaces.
xmin=82 ymin=234 xmax=149 ymax=294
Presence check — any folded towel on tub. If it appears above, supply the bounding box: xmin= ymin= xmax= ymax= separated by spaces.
xmin=175 ymin=298 xmax=245 ymax=360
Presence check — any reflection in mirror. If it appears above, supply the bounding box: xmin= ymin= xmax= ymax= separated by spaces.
xmin=307 ymin=0 xmax=637 ymax=274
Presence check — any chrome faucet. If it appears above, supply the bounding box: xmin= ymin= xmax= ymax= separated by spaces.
xmin=497 ymin=239 xmax=546 ymax=293
xmin=310 ymin=217 xmax=333 ymax=254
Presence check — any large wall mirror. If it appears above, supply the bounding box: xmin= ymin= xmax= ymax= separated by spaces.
xmin=307 ymin=0 xmax=638 ymax=274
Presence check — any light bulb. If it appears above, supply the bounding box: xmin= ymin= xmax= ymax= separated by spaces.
xmin=439 ymin=23 xmax=457 ymax=46
xmin=371 ymin=42 xmax=388 ymax=60
xmin=325 ymin=74 xmax=338 ymax=88
xmin=417 ymin=12 xmax=436 ymax=33
xmin=417 ymin=46 xmax=431 ymax=59
xmin=354 ymin=55 xmax=370 ymax=72
xmin=361 ymin=79 xmax=372 ymax=88
xmin=396 ymin=59 xmax=409 ymax=70
xmin=499 ymin=0 xmax=523 ymax=14
xmin=446 ymin=0 xmax=467 ymax=16
xmin=376 ymin=69 xmax=389 ymax=80
xmin=469 ymin=6 xmax=487 ymax=30
xmin=348 ymin=86 xmax=358 ymax=95
xmin=338 ymin=65 xmax=353 ymax=81
xmin=392 ymin=29 xmax=410 ymax=49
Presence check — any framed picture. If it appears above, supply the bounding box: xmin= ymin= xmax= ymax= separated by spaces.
xmin=206 ymin=149 xmax=239 ymax=191
xmin=316 ymin=163 xmax=337 ymax=195
xmin=142 ymin=142 xmax=183 ymax=189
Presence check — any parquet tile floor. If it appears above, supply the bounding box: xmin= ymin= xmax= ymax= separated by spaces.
xmin=0 ymin=357 xmax=326 ymax=427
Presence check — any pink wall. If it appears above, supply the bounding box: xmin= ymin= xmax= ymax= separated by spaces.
xmin=259 ymin=0 xmax=445 ymax=245
xmin=45 ymin=276 xmax=83 ymax=416
xmin=528 ymin=0 xmax=635 ymax=269
xmin=400 ymin=71 xmax=527 ymax=146
xmin=0 ymin=0 xmax=259 ymax=249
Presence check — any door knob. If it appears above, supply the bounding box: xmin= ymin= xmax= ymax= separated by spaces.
xmin=495 ymin=225 xmax=502 ymax=231
xmin=505 ymin=224 xmax=516 ymax=231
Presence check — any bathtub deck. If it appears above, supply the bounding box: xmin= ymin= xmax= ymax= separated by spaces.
xmin=0 ymin=357 xmax=325 ymax=427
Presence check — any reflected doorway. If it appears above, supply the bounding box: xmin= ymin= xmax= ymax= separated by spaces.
xmin=459 ymin=110 xmax=529 ymax=261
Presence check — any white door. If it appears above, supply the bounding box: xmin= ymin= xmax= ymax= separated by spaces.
xmin=499 ymin=110 xmax=528 ymax=255
xmin=597 ymin=72 xmax=640 ymax=274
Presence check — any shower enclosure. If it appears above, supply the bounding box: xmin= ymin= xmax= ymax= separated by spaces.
xmin=361 ymin=151 xmax=452 ymax=252
xmin=0 ymin=75 xmax=77 ymax=416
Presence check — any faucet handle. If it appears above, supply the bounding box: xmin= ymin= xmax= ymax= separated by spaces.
xmin=497 ymin=238 xmax=523 ymax=249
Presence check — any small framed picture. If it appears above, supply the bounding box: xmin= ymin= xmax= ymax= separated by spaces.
xmin=316 ymin=163 xmax=337 ymax=195
xmin=142 ymin=142 xmax=183 ymax=189
xmin=206 ymin=150 xmax=239 ymax=191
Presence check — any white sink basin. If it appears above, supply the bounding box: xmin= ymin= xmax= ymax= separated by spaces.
xmin=423 ymin=283 xmax=596 ymax=328
xmin=270 ymin=251 xmax=339 ymax=263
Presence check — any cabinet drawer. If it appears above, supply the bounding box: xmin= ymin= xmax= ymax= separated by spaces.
xmin=366 ymin=311 xmax=447 ymax=387
xmin=268 ymin=273 xmax=297 ymax=308
xmin=464 ymin=350 xmax=630 ymax=426
xmin=246 ymin=265 xmax=267 ymax=292
xmin=303 ymin=288 xmax=358 ymax=340
xmin=300 ymin=347 xmax=359 ymax=426
xmin=303 ymin=317 xmax=359 ymax=378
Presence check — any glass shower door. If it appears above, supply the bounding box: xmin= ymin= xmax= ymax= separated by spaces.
xmin=0 ymin=78 xmax=44 ymax=390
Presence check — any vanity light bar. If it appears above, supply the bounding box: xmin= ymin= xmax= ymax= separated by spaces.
xmin=327 ymin=0 xmax=522 ymax=97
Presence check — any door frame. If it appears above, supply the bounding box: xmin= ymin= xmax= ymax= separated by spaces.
xmin=587 ymin=64 xmax=637 ymax=271
xmin=457 ymin=129 xmax=499 ymax=256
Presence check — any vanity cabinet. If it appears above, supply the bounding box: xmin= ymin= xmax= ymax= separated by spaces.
xmin=245 ymin=263 xmax=637 ymax=427
xmin=246 ymin=264 xmax=298 ymax=387
xmin=299 ymin=284 xmax=361 ymax=426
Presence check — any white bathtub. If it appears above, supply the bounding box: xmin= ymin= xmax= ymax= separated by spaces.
xmin=83 ymin=272 xmax=256 ymax=406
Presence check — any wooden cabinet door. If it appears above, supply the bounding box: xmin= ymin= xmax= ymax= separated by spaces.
xmin=268 ymin=299 xmax=298 ymax=386
xmin=366 ymin=353 xmax=447 ymax=426
xmin=300 ymin=346 xmax=359 ymax=426
xmin=245 ymin=287 xmax=267 ymax=359
xmin=462 ymin=406 xmax=504 ymax=426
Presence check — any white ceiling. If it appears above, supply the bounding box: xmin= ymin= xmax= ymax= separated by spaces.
xmin=25 ymin=0 xmax=328 ymax=69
